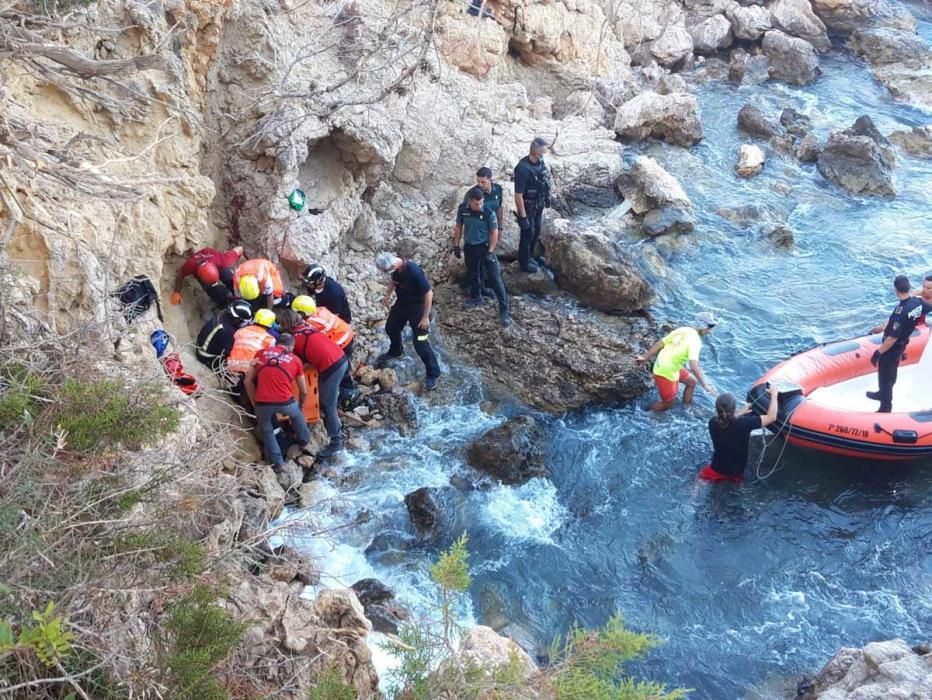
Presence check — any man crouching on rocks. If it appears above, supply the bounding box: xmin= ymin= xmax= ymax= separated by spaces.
xmin=451 ymin=186 xmax=511 ymax=327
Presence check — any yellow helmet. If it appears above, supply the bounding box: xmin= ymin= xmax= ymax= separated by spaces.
xmin=254 ymin=308 xmax=276 ymax=328
xmin=292 ymin=294 xmax=317 ymax=316
xmin=239 ymin=274 xmax=260 ymax=301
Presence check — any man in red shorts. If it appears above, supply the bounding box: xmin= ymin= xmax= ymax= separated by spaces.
xmin=636 ymin=312 xmax=718 ymax=412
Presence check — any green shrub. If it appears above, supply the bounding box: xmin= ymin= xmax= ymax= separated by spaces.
xmin=0 ymin=601 xmax=74 ymax=668
xmin=0 ymin=366 xmax=45 ymax=432
xmin=119 ymin=530 xmax=207 ymax=580
xmin=52 ymin=378 xmax=179 ymax=452
xmin=308 ymin=665 xmax=356 ymax=700
xmin=164 ymin=584 xmax=244 ymax=700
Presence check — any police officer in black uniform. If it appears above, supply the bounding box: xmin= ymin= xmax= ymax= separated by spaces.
xmin=452 ymin=187 xmax=511 ymax=327
xmin=514 ymin=137 xmax=552 ymax=273
xmin=868 ymin=275 xmax=923 ymax=413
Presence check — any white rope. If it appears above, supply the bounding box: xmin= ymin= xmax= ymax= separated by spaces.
xmin=754 ymin=403 xmax=801 ymax=480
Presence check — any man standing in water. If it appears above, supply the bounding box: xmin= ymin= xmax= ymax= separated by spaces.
xmin=636 ymin=312 xmax=718 ymax=412
xmin=867 ymin=275 xmax=923 ymax=413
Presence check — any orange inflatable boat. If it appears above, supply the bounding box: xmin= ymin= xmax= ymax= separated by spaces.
xmin=747 ymin=326 xmax=932 ymax=460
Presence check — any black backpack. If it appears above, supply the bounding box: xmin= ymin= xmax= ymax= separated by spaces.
xmin=112 ymin=275 xmax=164 ymax=324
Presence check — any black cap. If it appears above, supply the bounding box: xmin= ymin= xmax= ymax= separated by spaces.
xmin=894 ymin=275 xmax=911 ymax=293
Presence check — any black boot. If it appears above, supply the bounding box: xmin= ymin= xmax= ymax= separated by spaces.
xmin=318 ymin=437 xmax=345 ymax=459
xmin=376 ymin=352 xmax=403 ymax=369
xmin=866 ymin=391 xmax=881 ymax=401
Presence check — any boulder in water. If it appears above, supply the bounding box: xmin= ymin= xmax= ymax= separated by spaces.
xmin=689 ymin=15 xmax=733 ymax=55
xmin=643 ymin=207 xmax=697 ymax=236
xmin=437 ymin=288 xmax=653 ymax=413
xmin=728 ymin=49 xmax=770 ymax=84
xmin=727 ymin=4 xmax=772 ymax=41
xmin=650 ymin=25 xmax=694 ymax=67
xmin=769 ymin=0 xmax=830 ymax=50
xmin=762 ymin=223 xmax=795 ymax=248
xmin=615 ymin=155 xmax=693 ymax=214
xmin=735 ymin=144 xmax=766 ymax=177
xmin=780 ymin=107 xmax=812 ymax=136
xmin=847 ymin=27 xmax=930 ymax=67
xmin=350 ymin=578 xmax=410 ymax=634
xmin=889 ymin=125 xmax=932 ymax=158
xmin=404 ymin=487 xmax=442 ymax=534
xmin=614 ymin=91 xmax=704 ymax=147
xmin=817 ymin=115 xmax=897 ymax=196
xmin=796 ymin=133 xmax=822 ymax=162
xmin=762 ymin=30 xmax=822 ymax=84
xmin=542 ymin=222 xmax=655 ymax=312
xmin=466 ymin=415 xmax=548 ymax=485
xmin=738 ymin=103 xmax=786 ymax=139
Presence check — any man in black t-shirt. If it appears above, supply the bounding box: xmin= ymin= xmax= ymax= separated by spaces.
xmin=302 ymin=263 xmax=352 ymax=324
xmin=514 ymin=137 xmax=552 ymax=273
xmin=867 ymin=275 xmax=924 ymax=413
xmin=195 ymin=300 xmax=254 ymax=372
xmin=374 ymin=253 xmax=442 ymax=390
xmin=701 ymin=385 xmax=779 ymax=482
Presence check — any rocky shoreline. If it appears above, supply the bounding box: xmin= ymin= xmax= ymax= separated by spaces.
xmin=3 ymin=0 xmax=932 ymax=696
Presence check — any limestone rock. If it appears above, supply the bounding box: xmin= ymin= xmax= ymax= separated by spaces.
xmin=762 ymin=30 xmax=822 ymax=84
xmin=737 ymin=103 xmax=786 ymax=139
xmin=466 ymin=415 xmax=548 ymax=485
xmin=889 ymin=125 xmax=932 ymax=158
xmin=313 ymin=589 xmax=371 ymax=639
xmin=457 ymin=626 xmax=537 ymax=678
xmin=404 ymin=487 xmax=442 ymax=534
xmin=689 ymin=14 xmax=734 ymax=54
xmin=501 ymin=263 xmax=563 ymax=297
xmin=727 ymin=4 xmax=772 ymax=40
xmin=368 ymin=390 xmax=417 ymax=436
xmin=799 ymin=639 xmax=932 ymax=700
xmin=809 ymin=0 xmax=917 ymax=33
xmin=614 ymin=92 xmax=704 ymax=147
xmin=657 ymin=74 xmax=688 ymax=95
xmin=736 ymin=144 xmax=766 ymax=177
xmin=817 ymin=115 xmax=897 ymax=196
xmin=436 ymin=10 xmax=508 ymax=78
xmin=542 ymin=222 xmax=655 ymax=312
xmin=650 ymin=25 xmax=695 ymax=66
xmin=769 ymin=0 xmax=830 ymax=49
xmin=615 ymin=156 xmax=695 ymax=236
xmin=437 ymin=289 xmax=652 ymax=413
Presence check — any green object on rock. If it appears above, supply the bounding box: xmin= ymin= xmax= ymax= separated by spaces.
xmin=288 ymin=188 xmax=306 ymax=211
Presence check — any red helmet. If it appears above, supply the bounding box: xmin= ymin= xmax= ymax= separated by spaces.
xmin=196 ymin=261 xmax=220 ymax=285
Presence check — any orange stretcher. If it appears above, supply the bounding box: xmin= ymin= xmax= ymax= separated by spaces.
xmin=292 ymin=367 xmax=320 ymax=423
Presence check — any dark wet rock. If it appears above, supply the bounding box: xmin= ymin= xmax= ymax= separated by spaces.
xmin=817 ymin=115 xmax=897 ymax=196
xmin=762 ymin=223 xmax=795 ymax=248
xmin=364 ymin=531 xmax=416 ymax=558
xmin=364 ymin=602 xmax=411 ymax=635
xmin=466 ymin=415 xmax=548 ymax=485
xmin=404 ymin=487 xmax=441 ymax=534
xmin=268 ymin=544 xmax=320 ymax=586
xmin=889 ymin=125 xmax=932 ymax=158
xmin=541 ymin=222 xmax=654 ymax=312
xmin=738 ymin=103 xmax=786 ymax=139
xmin=237 ymin=494 xmax=270 ymax=543
xmin=614 ymin=91 xmax=704 ymax=147
xmin=780 ymin=108 xmax=812 ymax=136
xmin=643 ymin=207 xmax=697 ymax=236
xmin=763 ymin=29 xmax=822 ymax=85
xmin=351 ymin=578 xmax=395 ymax=607
xmin=797 ymin=638 xmax=932 ymax=699
xmin=796 ymin=133 xmax=822 ymax=162
xmin=563 ymin=183 xmax=619 ymax=209
xmin=437 ymin=288 xmax=652 ymax=413
xmin=810 ymin=0 xmax=917 ymax=34
xmin=769 ymin=0 xmax=830 ymax=50
xmin=449 ymin=474 xmax=478 ymax=492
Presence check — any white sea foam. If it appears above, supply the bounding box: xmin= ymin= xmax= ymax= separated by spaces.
xmin=480 ymin=478 xmax=569 ymax=545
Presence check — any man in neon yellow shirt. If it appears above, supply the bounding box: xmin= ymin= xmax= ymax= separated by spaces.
xmin=636 ymin=312 xmax=718 ymax=412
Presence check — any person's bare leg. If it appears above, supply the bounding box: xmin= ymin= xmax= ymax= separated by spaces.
xmin=650 ymin=399 xmax=675 ymax=412
xmin=682 ymin=375 xmax=698 ymax=405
